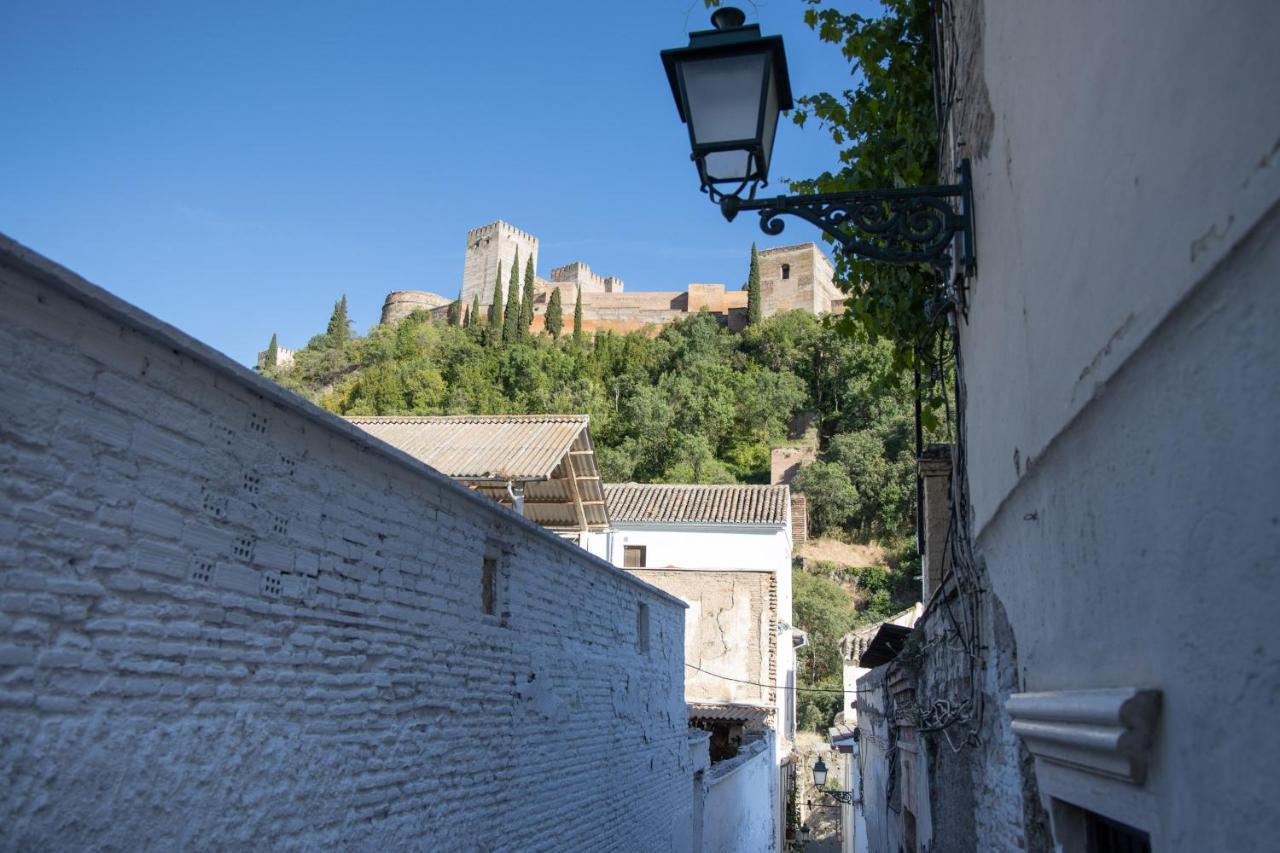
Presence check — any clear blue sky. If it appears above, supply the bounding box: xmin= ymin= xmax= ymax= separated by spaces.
xmin=1 ymin=1 xmax=866 ymax=365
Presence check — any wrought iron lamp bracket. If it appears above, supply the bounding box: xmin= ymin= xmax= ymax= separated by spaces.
xmin=818 ymin=788 xmax=861 ymax=806
xmin=718 ymin=160 xmax=975 ymax=275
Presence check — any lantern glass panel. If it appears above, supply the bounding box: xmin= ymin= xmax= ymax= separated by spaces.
xmin=682 ymin=53 xmax=768 ymax=148
xmin=758 ymin=63 xmax=780 ymax=175
xmin=812 ymin=759 xmax=828 ymax=787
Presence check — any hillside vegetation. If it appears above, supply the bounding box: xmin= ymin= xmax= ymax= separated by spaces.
xmin=264 ymin=304 xmax=927 ymax=731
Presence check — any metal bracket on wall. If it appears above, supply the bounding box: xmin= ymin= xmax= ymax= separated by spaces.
xmin=719 ymin=159 xmax=976 ymax=275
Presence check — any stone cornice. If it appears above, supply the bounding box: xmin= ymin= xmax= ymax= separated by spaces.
xmin=1007 ymin=687 xmax=1162 ymax=784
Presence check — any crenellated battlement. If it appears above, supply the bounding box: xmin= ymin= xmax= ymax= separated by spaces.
xmin=372 ymin=220 xmax=837 ymax=339
xmin=466 ymin=220 xmax=539 ymax=246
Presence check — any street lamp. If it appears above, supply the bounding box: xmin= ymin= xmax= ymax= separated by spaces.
xmin=811 ymin=757 xmax=860 ymax=806
xmin=661 ymin=7 xmax=975 ymax=273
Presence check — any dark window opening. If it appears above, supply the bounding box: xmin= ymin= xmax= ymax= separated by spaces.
xmin=481 ymin=557 xmax=497 ymax=615
xmin=781 ymin=263 xmax=791 ymax=279
xmin=637 ymin=602 xmax=650 ymax=653
xmin=1085 ymin=812 xmax=1151 ymax=853
xmin=624 ymin=545 xmax=647 ymax=568
xmin=689 ymin=719 xmax=745 ymax=762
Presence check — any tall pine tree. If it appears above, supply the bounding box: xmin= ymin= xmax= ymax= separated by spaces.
xmin=573 ymin=286 xmax=584 ymax=344
xmin=326 ymin=295 xmax=350 ymax=347
xmin=503 ymin=249 xmax=521 ymax=344
xmin=262 ymin=332 xmax=279 ymax=370
xmin=746 ymin=243 xmax=762 ymax=326
xmin=488 ymin=262 xmax=504 ymax=337
xmin=470 ymin=294 xmax=481 ymax=328
xmin=545 ymin=288 xmax=563 ymax=339
xmin=519 ymin=255 xmax=535 ymax=338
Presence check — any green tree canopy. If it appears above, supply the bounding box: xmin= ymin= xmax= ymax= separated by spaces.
xmin=747 ymin=243 xmax=762 ymax=326
xmin=546 ymin=287 xmax=563 ymax=339
xmin=503 ymin=250 xmax=521 ymax=344
xmin=489 ymin=262 xmax=505 ymax=335
xmin=519 ymin=255 xmax=535 ymax=338
xmin=325 ymin=295 xmax=350 ymax=348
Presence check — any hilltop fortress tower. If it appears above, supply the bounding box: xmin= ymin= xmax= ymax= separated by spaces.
xmin=461 ymin=221 xmax=540 ymax=310
xmin=379 ymin=220 xmax=842 ymax=331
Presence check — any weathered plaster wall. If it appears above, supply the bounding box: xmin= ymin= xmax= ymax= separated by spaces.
xmin=957 ymin=0 xmax=1280 ymax=533
xmin=0 ymin=235 xmax=693 ymax=852
xmin=379 ymin=290 xmax=452 ymax=326
xmin=700 ymin=735 xmax=776 ymax=853
xmin=974 ymin=202 xmax=1280 ymax=850
xmin=942 ymin=0 xmax=1280 ymax=849
xmin=630 ymin=570 xmax=773 ymax=709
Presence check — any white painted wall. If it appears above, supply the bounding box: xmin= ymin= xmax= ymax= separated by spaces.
xmin=0 ymin=236 xmax=694 ymax=851
xmin=959 ymin=0 xmax=1280 ymax=535
xmin=951 ymin=1 xmax=1280 ymax=849
xmin=700 ymin=735 xmax=777 ymax=853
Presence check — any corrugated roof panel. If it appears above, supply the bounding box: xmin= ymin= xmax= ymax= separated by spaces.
xmin=347 ymin=415 xmax=589 ymax=481
xmin=605 ymin=483 xmax=789 ymax=526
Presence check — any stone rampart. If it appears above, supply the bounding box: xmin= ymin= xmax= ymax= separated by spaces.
xmin=380 ymin=290 xmax=452 ymax=326
xmin=0 ymin=234 xmax=692 ymax=850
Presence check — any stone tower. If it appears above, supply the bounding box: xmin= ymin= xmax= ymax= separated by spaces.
xmin=461 ymin=221 xmax=539 ymax=309
xmin=757 ymin=243 xmax=842 ymax=316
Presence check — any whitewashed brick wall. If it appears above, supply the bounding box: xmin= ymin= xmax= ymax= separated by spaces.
xmin=0 ymin=236 xmax=692 ymax=852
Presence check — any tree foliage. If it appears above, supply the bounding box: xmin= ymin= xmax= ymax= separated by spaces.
xmin=263 ymin=332 xmax=279 ymax=369
xmin=546 ymin=287 xmax=563 ymax=339
xmin=746 ymin=243 xmax=762 ymax=326
xmin=325 ymin=295 xmax=350 ymax=348
xmin=519 ymin=255 xmax=535 ymax=338
xmin=573 ymin=286 xmax=584 ymax=344
xmin=270 ymin=308 xmax=917 ymax=506
xmin=488 ymin=263 xmax=505 ymax=334
xmin=791 ymin=0 xmax=944 ymax=378
xmin=503 ymin=250 xmax=521 ymax=344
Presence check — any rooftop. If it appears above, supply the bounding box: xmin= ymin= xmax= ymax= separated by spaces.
xmin=346 ymin=415 xmax=607 ymax=531
xmin=604 ymin=483 xmax=789 ymax=526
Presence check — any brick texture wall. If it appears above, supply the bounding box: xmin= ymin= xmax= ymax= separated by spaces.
xmin=0 ymin=237 xmax=692 ymax=852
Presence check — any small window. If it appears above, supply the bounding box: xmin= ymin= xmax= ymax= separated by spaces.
xmin=781 ymin=263 xmax=791 ymax=280
xmin=1084 ymin=812 xmax=1151 ymax=853
xmin=637 ymin=603 xmax=650 ymax=653
xmin=624 ymin=545 xmax=647 ymax=568
xmin=481 ymin=557 xmax=498 ymax=615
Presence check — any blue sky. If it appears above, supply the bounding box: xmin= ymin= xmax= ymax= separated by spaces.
xmin=1 ymin=1 xmax=865 ymax=365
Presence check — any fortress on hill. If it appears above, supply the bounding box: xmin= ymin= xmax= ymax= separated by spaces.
xmin=380 ymin=220 xmax=844 ymax=334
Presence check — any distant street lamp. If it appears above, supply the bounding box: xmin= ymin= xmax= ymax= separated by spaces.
xmin=811 ymin=757 xmax=860 ymax=805
xmin=661 ymin=7 xmax=975 ymax=273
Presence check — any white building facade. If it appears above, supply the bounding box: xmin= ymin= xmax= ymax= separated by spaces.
xmin=587 ymin=483 xmax=796 ymax=852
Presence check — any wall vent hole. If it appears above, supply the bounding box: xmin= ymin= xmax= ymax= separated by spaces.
xmin=191 ymin=560 xmax=214 ymax=584
xmin=233 ymin=537 xmax=255 ymax=561
xmin=242 ymin=473 xmax=261 ymax=494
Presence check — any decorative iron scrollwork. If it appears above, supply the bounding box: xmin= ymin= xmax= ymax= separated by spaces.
xmin=719 ymin=160 xmax=975 ymax=273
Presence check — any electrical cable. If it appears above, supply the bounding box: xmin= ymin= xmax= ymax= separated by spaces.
xmin=684 ymin=662 xmax=879 ymax=695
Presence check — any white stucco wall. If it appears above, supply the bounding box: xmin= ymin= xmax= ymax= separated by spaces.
xmin=700 ymin=735 xmax=777 ymax=853
xmin=0 ymin=236 xmax=694 ymax=851
xmin=960 ymin=0 xmax=1280 ymax=535
xmin=952 ymin=1 xmax=1280 ymax=849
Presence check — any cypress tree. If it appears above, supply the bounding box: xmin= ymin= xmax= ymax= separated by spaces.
xmin=546 ymin=288 xmax=563 ymax=339
xmin=573 ymin=286 xmax=584 ymax=344
xmin=519 ymin=254 xmax=535 ymax=338
xmin=503 ymin=249 xmax=521 ymax=344
xmin=747 ymin=243 xmax=762 ymax=326
xmin=263 ymin=332 xmax=279 ymax=369
xmin=470 ymin=294 xmax=481 ymax=328
xmin=326 ymin=295 xmax=350 ymax=347
xmin=488 ymin=262 xmax=504 ymax=334
xmin=447 ymin=291 xmax=462 ymax=326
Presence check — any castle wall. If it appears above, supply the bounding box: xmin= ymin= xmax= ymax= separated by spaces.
xmin=0 ymin=234 xmax=694 ymax=851
xmin=549 ymin=262 xmax=624 ymax=296
xmin=461 ymin=221 xmax=538 ymax=310
xmin=380 ymin=290 xmax=452 ymax=326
